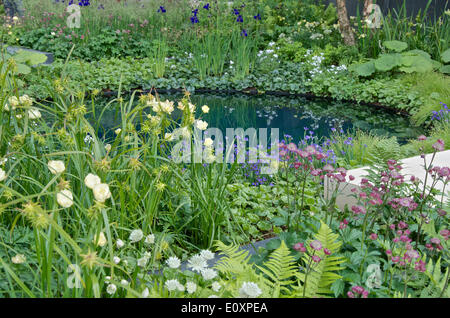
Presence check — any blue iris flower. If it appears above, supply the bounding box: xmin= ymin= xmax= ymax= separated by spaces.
xmin=158 ymin=6 xmax=166 ymax=13
xmin=241 ymin=29 xmax=248 ymax=37
xmin=203 ymin=3 xmax=210 ymax=10
xmin=254 ymin=13 xmax=261 ymax=20
xmin=190 ymin=15 xmax=199 ymax=24
xmin=233 ymin=9 xmax=240 ymax=15
xmin=236 ymin=15 xmax=243 ymax=22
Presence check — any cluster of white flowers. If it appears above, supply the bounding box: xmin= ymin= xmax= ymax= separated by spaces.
xmin=166 ymin=256 xmax=181 ymax=269
xmin=129 ymin=229 xmax=144 ymax=243
xmin=84 ymin=173 xmax=111 ymax=203
xmin=187 ymin=249 xmax=215 ymax=273
xmin=239 ymin=282 xmax=262 ymax=298
xmin=137 ymin=251 xmax=152 ymax=268
xmin=93 ymin=232 xmax=107 ymax=247
xmin=150 ymin=100 xmax=174 ymax=114
xmin=11 ymin=254 xmax=26 ymax=264
xmin=165 ymin=279 xmax=185 ymax=292
xmin=0 ymin=168 xmax=7 ymax=182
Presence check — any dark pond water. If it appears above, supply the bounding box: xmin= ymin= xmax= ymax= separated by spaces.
xmin=93 ymin=93 xmax=423 ymax=144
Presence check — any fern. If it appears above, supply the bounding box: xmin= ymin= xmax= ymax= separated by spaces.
xmin=256 ymin=241 xmax=298 ymax=297
xmin=295 ymin=221 xmax=346 ymax=297
xmin=424 ymin=257 xmax=450 ymax=298
xmin=371 ymin=136 xmax=402 ymax=162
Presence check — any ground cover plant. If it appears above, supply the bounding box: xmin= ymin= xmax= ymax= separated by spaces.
xmin=0 ymin=0 xmax=449 ymax=299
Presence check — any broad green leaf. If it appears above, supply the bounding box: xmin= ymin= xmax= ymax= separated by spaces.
xmin=383 ymin=40 xmax=408 ymax=52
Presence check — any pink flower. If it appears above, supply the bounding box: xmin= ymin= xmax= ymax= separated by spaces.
xmin=432 ymin=139 xmax=445 ymax=152
xmin=310 ymin=240 xmax=322 ymax=251
xmin=324 ymin=248 xmax=331 ymax=255
xmin=369 ymin=233 xmax=378 ymax=240
xmin=418 ymin=135 xmax=427 ymax=141
xmin=430 ymin=238 xmax=441 ymax=245
xmin=392 ymin=256 xmax=400 ymax=263
xmin=311 ymin=255 xmax=321 ymax=263
xmin=310 ymin=169 xmax=321 ymax=176
xmin=347 ymin=291 xmax=355 ymax=298
xmin=351 ymin=205 xmax=366 ymax=215
xmin=349 ymin=175 xmax=355 ymax=181
xmin=293 ymin=243 xmax=306 ymax=253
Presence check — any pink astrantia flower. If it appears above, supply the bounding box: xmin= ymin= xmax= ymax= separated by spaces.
xmin=293 ymin=243 xmax=306 ymax=253
xmin=369 ymin=233 xmax=378 ymax=240
xmin=418 ymin=135 xmax=427 ymax=141
xmin=311 ymin=255 xmax=321 ymax=263
xmin=432 ymin=139 xmax=445 ymax=152
xmin=310 ymin=240 xmax=322 ymax=251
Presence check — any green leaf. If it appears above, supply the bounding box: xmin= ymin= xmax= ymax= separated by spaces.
xmin=352 ymin=61 xmax=375 ymax=77
xmin=16 ymin=63 xmax=31 ymax=75
xmin=441 ymin=48 xmax=450 ymax=63
xmin=383 ymin=40 xmax=408 ymax=52
xmin=440 ymin=65 xmax=450 ymax=74
xmin=374 ymin=54 xmax=401 ymax=72
xmin=330 ymin=279 xmax=345 ymax=297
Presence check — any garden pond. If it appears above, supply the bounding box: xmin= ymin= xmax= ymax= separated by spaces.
xmin=91 ymin=93 xmax=424 ymax=143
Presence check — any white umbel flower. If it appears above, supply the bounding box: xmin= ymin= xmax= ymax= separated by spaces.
xmin=195 ymin=120 xmax=208 ymax=130
xmin=57 ymin=189 xmax=74 ymax=208
xmin=84 ymin=173 xmax=101 ymax=189
xmin=48 ymin=160 xmax=65 ymax=174
xmin=203 ymin=138 xmax=213 ymax=147
xmin=165 ymin=279 xmax=182 ymax=292
xmin=0 ymin=168 xmax=6 ymax=182
xmin=166 ymin=256 xmax=181 ymax=269
xmin=144 ymin=234 xmax=155 ymax=244
xmin=93 ymin=232 xmax=107 ymax=247
xmin=141 ymin=288 xmax=150 ymax=298
xmin=201 ymin=268 xmax=218 ymax=280
xmin=11 ymin=254 xmax=26 ymax=264
xmin=28 ymin=108 xmax=41 ymax=120
xmin=239 ymin=282 xmax=262 ymax=298
xmin=116 ymin=239 xmax=125 ymax=249
xmin=106 ymin=284 xmax=117 ymax=295
xmin=211 ymin=282 xmax=221 ymax=292
xmin=187 ymin=254 xmax=207 ymax=273
xmin=200 ymin=250 xmax=215 ymax=261
xmin=186 ymin=281 xmax=197 ymax=294
xmin=137 ymin=256 xmax=149 ymax=267
xmin=93 ymin=183 xmax=111 ymax=202
xmin=129 ymin=229 xmax=144 ymax=243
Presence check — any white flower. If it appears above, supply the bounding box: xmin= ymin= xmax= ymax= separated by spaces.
xmin=166 ymin=256 xmax=181 ymax=269
xmin=164 ymin=133 xmax=174 ymax=141
xmin=93 ymin=183 xmax=111 ymax=203
xmin=137 ymin=256 xmax=149 ymax=267
xmin=11 ymin=254 xmax=26 ymax=264
xmin=144 ymin=234 xmax=155 ymax=244
xmin=19 ymin=95 xmax=33 ymax=107
xmin=129 ymin=229 xmax=144 ymax=243
xmin=105 ymin=144 xmax=112 ymax=152
xmin=165 ymin=279 xmax=181 ymax=292
xmin=93 ymin=232 xmax=107 ymax=247
xmin=116 ymin=239 xmax=125 ymax=248
xmin=0 ymin=168 xmax=6 ymax=182
xmin=57 ymin=189 xmax=74 ymax=208
xmin=239 ymin=282 xmax=262 ymax=298
xmin=115 ymin=128 xmax=122 ymax=135
xmin=28 ymin=108 xmax=41 ymax=120
xmin=8 ymin=96 xmax=19 ymax=108
xmin=106 ymin=284 xmax=117 ymax=295
xmin=105 ymin=276 xmax=111 ymax=282
xmin=201 ymin=105 xmax=209 ymax=113
xmin=211 ymin=282 xmax=221 ymax=292
xmin=187 ymin=254 xmax=207 ymax=273
xmin=203 ymin=138 xmax=213 ymax=147
xmin=113 ymin=256 xmax=121 ymax=264
xmin=48 ymin=160 xmax=65 ymax=174
xmin=84 ymin=173 xmax=101 ymax=189
xmin=120 ymin=279 xmax=129 ymax=286
xmin=51 ymin=32 xmax=56 ymax=36
xmin=186 ymin=281 xmax=197 ymax=294
xmin=141 ymin=288 xmax=150 ymax=298
xmin=201 ymin=268 xmax=218 ymax=280
xmin=195 ymin=120 xmax=208 ymax=131
xmin=3 ymin=103 xmax=9 ymax=111
xmin=200 ymin=249 xmax=215 ymax=261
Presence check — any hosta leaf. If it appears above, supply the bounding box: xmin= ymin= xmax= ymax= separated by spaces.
xmin=383 ymin=40 xmax=408 ymax=52
xmin=374 ymin=54 xmax=401 ymax=72
xmin=441 ymin=48 xmax=450 ymax=63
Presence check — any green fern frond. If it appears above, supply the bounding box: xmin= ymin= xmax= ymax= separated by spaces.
xmin=425 ymin=257 xmax=450 ymax=298
xmin=256 ymin=240 xmax=298 ymax=297
xmin=295 ymin=221 xmax=346 ymax=298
